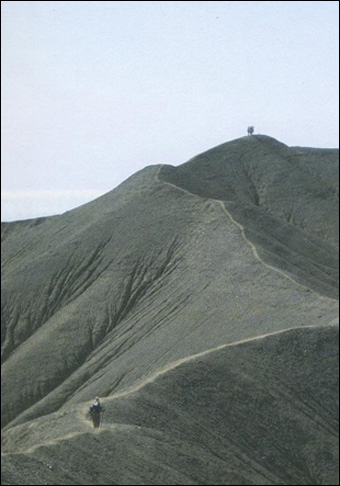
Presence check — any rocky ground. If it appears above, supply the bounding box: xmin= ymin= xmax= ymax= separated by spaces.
xmin=1 ymin=135 xmax=339 ymax=485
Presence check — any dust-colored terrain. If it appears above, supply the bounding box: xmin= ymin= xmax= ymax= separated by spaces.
xmin=1 ymin=135 xmax=339 ymax=485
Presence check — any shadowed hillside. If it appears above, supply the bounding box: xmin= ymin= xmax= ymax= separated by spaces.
xmin=159 ymin=136 xmax=339 ymax=298
xmin=1 ymin=136 xmax=339 ymax=485
xmin=2 ymin=326 xmax=339 ymax=485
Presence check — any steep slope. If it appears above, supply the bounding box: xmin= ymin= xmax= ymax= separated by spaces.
xmin=1 ymin=137 xmax=338 ymax=431
xmin=2 ymin=325 xmax=339 ymax=485
xmin=159 ymin=135 xmax=339 ymax=297
xmin=1 ymin=135 xmax=339 ymax=484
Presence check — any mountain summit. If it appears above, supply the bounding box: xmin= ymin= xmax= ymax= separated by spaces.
xmin=1 ymin=136 xmax=339 ymax=485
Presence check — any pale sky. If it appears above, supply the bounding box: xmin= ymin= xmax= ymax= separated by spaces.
xmin=1 ymin=1 xmax=339 ymax=221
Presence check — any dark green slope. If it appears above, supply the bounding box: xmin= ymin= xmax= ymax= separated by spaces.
xmin=159 ymin=135 xmax=339 ymax=298
xmin=1 ymin=137 xmax=339 ymax=486
xmin=1 ymin=137 xmax=338 ymax=431
xmin=2 ymin=326 xmax=338 ymax=485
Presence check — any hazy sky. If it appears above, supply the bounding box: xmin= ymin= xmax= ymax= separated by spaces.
xmin=2 ymin=1 xmax=339 ymax=221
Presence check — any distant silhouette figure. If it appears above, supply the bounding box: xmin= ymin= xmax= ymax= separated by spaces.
xmin=89 ymin=397 xmax=104 ymax=428
xmin=247 ymin=126 xmax=254 ymax=136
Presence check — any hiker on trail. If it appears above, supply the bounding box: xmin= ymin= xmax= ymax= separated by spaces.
xmin=247 ymin=126 xmax=254 ymax=136
xmin=89 ymin=396 xmax=104 ymax=428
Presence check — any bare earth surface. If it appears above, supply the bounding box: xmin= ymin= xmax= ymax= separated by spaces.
xmin=1 ymin=136 xmax=339 ymax=485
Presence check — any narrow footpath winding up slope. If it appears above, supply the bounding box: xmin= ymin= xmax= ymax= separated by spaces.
xmin=2 ymin=325 xmax=339 ymax=485
xmin=1 ymin=135 xmax=339 ymax=485
xmin=158 ymin=136 xmax=339 ymax=298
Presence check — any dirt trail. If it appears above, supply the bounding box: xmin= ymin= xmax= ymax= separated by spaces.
xmin=3 ymin=321 xmax=337 ymax=457
xmin=155 ymin=165 xmax=338 ymax=301
xmin=100 ymin=321 xmax=339 ymax=403
xmin=2 ymin=165 xmax=338 ymax=457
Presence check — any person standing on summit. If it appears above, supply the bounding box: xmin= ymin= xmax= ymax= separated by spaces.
xmin=247 ymin=126 xmax=254 ymax=136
